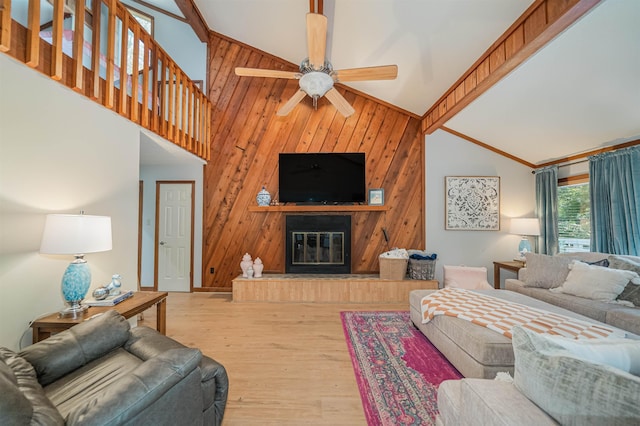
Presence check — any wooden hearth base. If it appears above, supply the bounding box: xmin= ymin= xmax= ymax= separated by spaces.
xmin=232 ymin=274 xmax=438 ymax=303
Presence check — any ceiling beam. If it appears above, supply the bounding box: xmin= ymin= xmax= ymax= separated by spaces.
xmin=442 ymin=127 xmax=536 ymax=169
xmin=174 ymin=0 xmax=209 ymax=43
xmin=421 ymin=0 xmax=603 ymax=135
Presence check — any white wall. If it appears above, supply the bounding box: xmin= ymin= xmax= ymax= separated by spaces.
xmin=139 ymin=161 xmax=204 ymax=289
xmin=425 ymin=129 xmax=536 ymax=288
xmin=0 ymin=55 xmax=140 ymax=351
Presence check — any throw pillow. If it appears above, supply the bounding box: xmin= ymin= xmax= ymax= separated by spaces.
xmin=511 ymin=326 xmax=640 ymax=424
xmin=550 ymin=260 xmax=640 ymax=301
xmin=522 ymin=253 xmax=573 ymax=289
xmin=610 ymin=255 xmax=640 ymax=306
xmin=535 ymin=334 xmax=640 ymax=375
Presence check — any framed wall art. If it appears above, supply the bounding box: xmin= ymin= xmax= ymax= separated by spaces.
xmin=368 ymin=188 xmax=384 ymax=206
xmin=445 ymin=176 xmax=500 ymax=231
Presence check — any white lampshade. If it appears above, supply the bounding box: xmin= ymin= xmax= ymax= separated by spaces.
xmin=40 ymin=214 xmax=112 ymax=255
xmin=40 ymin=213 xmax=112 ymax=317
xmin=509 ymin=218 xmax=540 ymax=236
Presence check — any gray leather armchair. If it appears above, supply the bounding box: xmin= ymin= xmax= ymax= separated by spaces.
xmin=0 ymin=310 xmax=228 ymax=425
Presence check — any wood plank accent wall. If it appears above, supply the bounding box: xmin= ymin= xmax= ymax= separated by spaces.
xmin=202 ymin=33 xmax=425 ymax=291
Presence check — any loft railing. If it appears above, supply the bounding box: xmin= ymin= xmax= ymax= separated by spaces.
xmin=0 ymin=0 xmax=210 ymax=161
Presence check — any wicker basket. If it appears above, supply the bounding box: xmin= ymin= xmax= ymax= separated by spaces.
xmin=379 ymin=256 xmax=408 ymax=280
xmin=407 ymin=258 xmax=436 ymax=280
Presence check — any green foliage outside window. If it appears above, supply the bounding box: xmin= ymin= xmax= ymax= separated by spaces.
xmin=558 ymin=183 xmax=590 ymax=239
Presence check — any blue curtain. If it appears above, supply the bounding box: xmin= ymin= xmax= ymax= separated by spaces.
xmin=589 ymin=145 xmax=640 ymax=255
xmin=535 ymin=165 xmax=559 ymax=255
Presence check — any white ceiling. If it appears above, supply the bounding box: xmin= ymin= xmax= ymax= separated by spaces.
xmin=147 ymin=0 xmax=640 ymax=165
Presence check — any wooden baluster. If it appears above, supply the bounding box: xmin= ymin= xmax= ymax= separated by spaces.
xmin=119 ymin=9 xmax=129 ymax=117
xmin=51 ymin=0 xmax=64 ymax=80
xmin=167 ymin=63 xmax=175 ymax=141
xmin=104 ymin=0 xmax=116 ymax=108
xmin=72 ymin=0 xmax=85 ymax=91
xmin=198 ymin=92 xmax=205 ymax=157
xmin=91 ymin=0 xmax=102 ymax=100
xmin=159 ymin=52 xmax=167 ymax=137
xmin=131 ymin=24 xmax=140 ymax=123
xmin=151 ymin=47 xmax=160 ymax=133
xmin=0 ymin=0 xmax=12 ymax=52
xmin=180 ymin=71 xmax=187 ymax=147
xmin=187 ymin=82 xmax=193 ymax=152
xmin=26 ymin=0 xmax=40 ymax=66
xmin=141 ymin=33 xmax=150 ymax=128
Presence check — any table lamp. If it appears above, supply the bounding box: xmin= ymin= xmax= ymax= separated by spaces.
xmin=40 ymin=213 xmax=112 ymax=317
xmin=509 ymin=217 xmax=540 ymax=261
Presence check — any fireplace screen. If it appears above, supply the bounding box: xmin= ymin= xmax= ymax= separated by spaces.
xmin=292 ymin=232 xmax=344 ymax=265
xmin=285 ymin=215 xmax=351 ymax=274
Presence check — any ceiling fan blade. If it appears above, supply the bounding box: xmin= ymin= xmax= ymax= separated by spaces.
xmin=324 ymin=88 xmax=355 ymax=117
xmin=235 ymin=67 xmax=301 ymax=79
xmin=277 ymin=89 xmax=308 ymax=116
xmin=306 ymin=13 xmax=328 ymax=69
xmin=333 ymin=65 xmax=398 ymax=82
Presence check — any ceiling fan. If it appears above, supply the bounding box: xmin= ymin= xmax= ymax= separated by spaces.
xmin=234 ymin=12 xmax=398 ymax=118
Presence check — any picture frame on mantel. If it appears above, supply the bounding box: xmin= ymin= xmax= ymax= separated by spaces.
xmin=445 ymin=176 xmax=500 ymax=231
xmin=368 ymin=188 xmax=384 ymax=206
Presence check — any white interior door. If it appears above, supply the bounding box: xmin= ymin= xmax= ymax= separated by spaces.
xmin=156 ymin=182 xmax=193 ymax=292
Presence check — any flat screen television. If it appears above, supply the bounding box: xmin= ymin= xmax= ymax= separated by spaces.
xmin=279 ymin=153 xmax=366 ymax=204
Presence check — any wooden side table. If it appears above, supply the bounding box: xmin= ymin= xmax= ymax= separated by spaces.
xmin=492 ymin=260 xmax=525 ymax=289
xmin=31 ymin=291 xmax=168 ymax=343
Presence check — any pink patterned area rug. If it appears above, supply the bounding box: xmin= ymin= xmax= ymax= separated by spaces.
xmin=341 ymin=311 xmax=462 ymax=426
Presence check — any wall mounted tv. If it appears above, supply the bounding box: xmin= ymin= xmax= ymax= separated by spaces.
xmin=279 ymin=153 xmax=366 ymax=204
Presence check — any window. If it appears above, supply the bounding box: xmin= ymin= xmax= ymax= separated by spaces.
xmin=126 ymin=7 xmax=154 ymax=75
xmin=557 ymin=182 xmax=590 ymax=253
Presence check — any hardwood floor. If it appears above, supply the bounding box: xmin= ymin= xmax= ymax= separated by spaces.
xmin=139 ymin=292 xmax=408 ymax=425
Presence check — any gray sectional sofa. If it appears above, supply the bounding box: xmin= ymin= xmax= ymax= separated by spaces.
xmin=410 ymin=252 xmax=640 ymax=379
xmin=409 ymin=288 xmax=636 ymax=379
xmin=505 ymin=252 xmax=640 ymax=335
xmin=436 ymin=326 xmax=640 ymax=425
xmin=0 ymin=310 xmax=229 ymax=425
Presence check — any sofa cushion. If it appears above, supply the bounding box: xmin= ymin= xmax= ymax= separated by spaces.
xmin=0 ymin=348 xmax=64 ymax=425
xmin=610 ymin=255 xmax=640 ymax=306
xmin=65 ymin=348 xmax=202 ymax=425
xmin=522 ymin=253 xmax=573 ymax=289
xmin=512 ymin=326 xmax=640 ymax=424
xmin=550 ymin=260 xmax=639 ymax=302
xmin=21 ymin=310 xmax=131 ymax=386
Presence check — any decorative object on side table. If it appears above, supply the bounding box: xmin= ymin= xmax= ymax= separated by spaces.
xmin=509 ymin=217 xmax=540 ymax=260
xmin=445 ymin=176 xmax=500 ymax=230
xmin=253 ymin=257 xmax=264 ymax=277
xmin=368 ymin=188 xmax=384 ymax=206
xmin=85 ymin=290 xmax=134 ymax=306
xmin=40 ymin=212 xmax=112 ymax=318
xmin=256 ymin=186 xmax=271 ymax=206
xmin=92 ymin=273 xmax=123 ymax=300
xmin=240 ymin=253 xmax=253 ymax=277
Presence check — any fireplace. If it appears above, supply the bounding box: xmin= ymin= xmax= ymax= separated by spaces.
xmin=285 ymin=215 xmax=351 ymax=274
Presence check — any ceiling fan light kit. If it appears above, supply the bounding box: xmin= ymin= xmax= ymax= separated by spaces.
xmin=234 ymin=12 xmax=398 ymax=118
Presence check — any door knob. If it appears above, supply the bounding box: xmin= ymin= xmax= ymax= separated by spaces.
xmin=159 ymin=241 xmax=166 ymax=245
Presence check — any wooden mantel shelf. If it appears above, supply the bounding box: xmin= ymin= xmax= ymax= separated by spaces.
xmin=248 ymin=205 xmax=389 ymax=212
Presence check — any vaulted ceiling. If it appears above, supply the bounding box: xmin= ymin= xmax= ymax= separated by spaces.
xmin=151 ymin=0 xmax=640 ymax=165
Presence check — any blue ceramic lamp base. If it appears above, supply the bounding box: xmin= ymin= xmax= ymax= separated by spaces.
xmin=59 ymin=258 xmax=91 ymax=318
xmin=514 ymin=237 xmax=533 ymax=261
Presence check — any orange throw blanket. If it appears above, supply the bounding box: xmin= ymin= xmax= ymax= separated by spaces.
xmin=420 ymin=288 xmax=626 ymax=339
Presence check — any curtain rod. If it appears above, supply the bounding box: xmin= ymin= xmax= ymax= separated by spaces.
xmin=531 ymin=158 xmax=588 ymax=174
